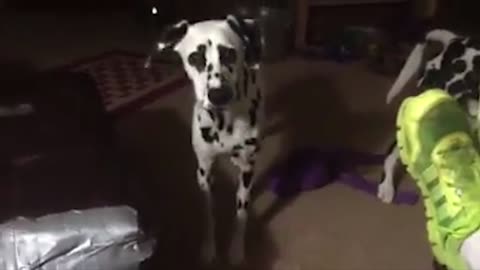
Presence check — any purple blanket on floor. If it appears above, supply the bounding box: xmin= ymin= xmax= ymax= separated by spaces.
xmin=268 ymin=148 xmax=419 ymax=205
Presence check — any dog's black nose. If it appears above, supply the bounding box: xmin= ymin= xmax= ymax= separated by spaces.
xmin=208 ymin=87 xmax=233 ymax=106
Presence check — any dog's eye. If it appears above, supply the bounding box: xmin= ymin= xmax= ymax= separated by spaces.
xmin=188 ymin=51 xmax=207 ymax=72
xmin=218 ymin=45 xmax=237 ymax=65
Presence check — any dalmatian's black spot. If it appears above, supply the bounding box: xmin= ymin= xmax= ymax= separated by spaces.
xmin=249 ymin=107 xmax=257 ymax=127
xmin=207 ymin=74 xmax=212 ymax=80
xmin=452 ymin=60 xmax=467 ymax=73
xmin=473 ymin=55 xmax=480 ymax=72
xmin=466 ymin=38 xmax=480 ymax=50
xmin=245 ymin=138 xmax=257 ymax=145
xmin=233 ymin=144 xmax=243 ymax=151
xmin=199 ymin=168 xmax=205 ymax=176
xmin=188 ymin=44 xmax=207 ymax=72
xmin=200 ymin=127 xmax=219 ymax=143
xmin=464 ymin=71 xmax=480 ymax=90
xmin=242 ymin=171 xmax=253 ymax=188
xmin=236 ymin=200 xmax=249 ymax=210
xmin=214 ymin=72 xmax=220 ymax=78
xmin=442 ymin=39 xmax=466 ymax=66
xmin=243 ymin=67 xmax=249 ymax=96
xmin=216 ymin=111 xmax=225 ymax=130
xmin=207 ymin=64 xmax=213 ymax=72
xmin=448 ymin=80 xmax=467 ymax=95
xmin=197 ymin=115 xmax=201 ymax=122
xmin=232 ymin=151 xmax=239 ymax=158
xmin=421 ymin=69 xmax=447 ymax=89
xmin=207 ymin=39 xmax=212 ymax=46
xmin=218 ymin=45 xmax=237 ymax=66
xmin=207 ymin=109 xmax=215 ymax=120
xmin=227 ymin=124 xmax=233 ymax=134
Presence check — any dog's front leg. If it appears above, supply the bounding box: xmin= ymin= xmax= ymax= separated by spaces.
xmin=378 ymin=141 xmax=399 ymax=203
xmin=195 ymin=150 xmax=217 ymax=264
xmin=229 ymin=142 xmax=258 ymax=265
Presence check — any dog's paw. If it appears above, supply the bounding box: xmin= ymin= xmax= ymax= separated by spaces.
xmin=200 ymin=240 xmax=217 ymax=265
xmin=377 ymin=181 xmax=395 ymax=204
xmin=228 ymin=236 xmax=245 ymax=266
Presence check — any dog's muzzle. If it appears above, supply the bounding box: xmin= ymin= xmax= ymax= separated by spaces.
xmin=208 ymin=86 xmax=234 ymax=107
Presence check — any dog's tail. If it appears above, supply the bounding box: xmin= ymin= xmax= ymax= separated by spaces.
xmin=385 ymin=29 xmax=458 ymax=104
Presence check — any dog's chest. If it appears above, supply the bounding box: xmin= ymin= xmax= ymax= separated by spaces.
xmin=420 ymin=37 xmax=480 ymax=100
xmin=194 ymin=104 xmax=260 ymax=152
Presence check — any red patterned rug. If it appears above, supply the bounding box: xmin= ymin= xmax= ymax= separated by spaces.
xmin=62 ymin=50 xmax=188 ymax=115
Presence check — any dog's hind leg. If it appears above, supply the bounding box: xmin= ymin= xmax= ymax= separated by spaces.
xmin=461 ymin=230 xmax=480 ymax=269
xmin=229 ymin=141 xmax=259 ymax=265
xmin=378 ymin=141 xmax=399 ymax=203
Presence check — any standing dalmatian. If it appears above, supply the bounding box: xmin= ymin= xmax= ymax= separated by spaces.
xmin=150 ymin=14 xmax=263 ymax=265
xmin=378 ymin=29 xmax=480 ymax=203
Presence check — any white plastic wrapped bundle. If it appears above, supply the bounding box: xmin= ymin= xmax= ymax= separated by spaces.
xmin=0 ymin=206 xmax=155 ymax=270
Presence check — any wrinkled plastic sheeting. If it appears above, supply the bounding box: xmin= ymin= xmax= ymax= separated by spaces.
xmin=0 ymin=206 xmax=155 ymax=270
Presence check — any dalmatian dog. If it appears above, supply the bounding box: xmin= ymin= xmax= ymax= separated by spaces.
xmin=379 ymin=29 xmax=480 ymax=268
xmin=150 ymin=13 xmax=263 ymax=265
xmin=378 ymin=29 xmax=480 ymax=204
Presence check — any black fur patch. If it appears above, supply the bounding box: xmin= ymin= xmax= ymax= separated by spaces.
xmin=207 ymin=39 xmax=212 ymax=46
xmin=207 ymin=109 xmax=215 ymax=120
xmin=473 ymin=55 xmax=480 ymax=72
xmin=218 ymin=45 xmax=237 ymax=66
xmin=242 ymin=171 xmax=253 ymax=188
xmin=207 ymin=63 xmax=213 ymax=72
xmin=421 ymin=69 xmax=448 ymax=89
xmin=464 ymin=71 xmax=480 ymax=90
xmin=233 ymin=144 xmax=243 ymax=151
xmin=452 ymin=60 xmax=467 ymax=73
xmin=466 ymin=38 xmax=480 ymax=50
xmin=227 ymin=124 xmax=233 ymax=134
xmin=216 ymin=110 xmax=225 ymax=130
xmin=243 ymin=67 xmax=249 ymax=96
xmin=237 ymin=200 xmax=249 ymax=210
xmin=200 ymin=127 xmax=219 ymax=143
xmin=188 ymin=44 xmax=207 ymax=72
xmin=442 ymin=39 xmax=466 ymax=66
xmin=245 ymin=138 xmax=257 ymax=145
xmin=199 ymin=167 xmax=205 ymax=176
xmin=448 ymin=80 xmax=467 ymax=95
xmin=249 ymin=106 xmax=257 ymax=127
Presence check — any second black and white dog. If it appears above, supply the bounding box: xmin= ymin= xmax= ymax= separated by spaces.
xmin=378 ymin=29 xmax=480 ymax=203
xmin=151 ymin=14 xmax=264 ymax=265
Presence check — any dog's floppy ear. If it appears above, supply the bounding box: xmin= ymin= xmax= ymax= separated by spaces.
xmin=156 ymin=19 xmax=189 ymax=52
xmin=226 ymin=14 xmax=262 ymax=66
